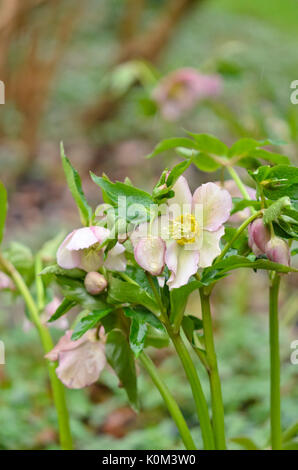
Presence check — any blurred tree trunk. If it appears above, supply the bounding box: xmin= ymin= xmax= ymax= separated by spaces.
xmin=84 ymin=0 xmax=203 ymax=126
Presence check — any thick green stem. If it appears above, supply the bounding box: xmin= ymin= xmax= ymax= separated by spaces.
xmin=0 ymin=254 xmax=73 ymax=450
xmin=199 ymin=289 xmax=226 ymax=449
xmin=139 ymin=352 xmax=196 ymax=450
xmin=269 ymin=272 xmax=282 ymax=450
xmin=167 ymin=328 xmax=215 ymax=450
xmin=215 ymin=210 xmax=263 ymax=264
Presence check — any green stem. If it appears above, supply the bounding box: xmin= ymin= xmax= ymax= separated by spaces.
xmin=215 ymin=210 xmax=263 ymax=264
xmin=139 ymin=352 xmax=196 ymax=450
xmin=228 ymin=167 xmax=255 ymax=208
xmin=269 ymin=272 xmax=282 ymax=450
xmin=199 ymin=288 xmax=226 ymax=449
xmin=0 ymin=254 xmax=73 ymax=450
xmin=167 ymin=328 xmax=215 ymax=450
xmin=145 ymin=272 xmax=214 ymax=449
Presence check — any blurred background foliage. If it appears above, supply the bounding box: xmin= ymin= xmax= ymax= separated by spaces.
xmin=0 ymin=0 xmax=297 ymax=449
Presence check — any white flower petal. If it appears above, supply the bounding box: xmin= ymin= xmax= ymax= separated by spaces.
xmin=66 ymin=227 xmax=100 ymax=251
xmin=134 ymin=237 xmax=165 ymax=276
xmin=199 ymin=227 xmax=225 ymax=268
xmin=104 ymin=248 xmax=127 ymax=271
xmin=166 ymin=244 xmax=199 ymax=289
xmin=192 ymin=182 xmax=232 ymax=231
xmin=57 ymin=231 xmax=81 ymax=269
xmin=169 ymin=176 xmax=192 ymax=209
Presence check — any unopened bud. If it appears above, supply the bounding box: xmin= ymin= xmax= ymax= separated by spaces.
xmin=248 ymin=218 xmax=270 ymax=254
xmin=265 ymin=237 xmax=290 ymax=266
xmin=84 ymin=272 xmax=107 ymax=295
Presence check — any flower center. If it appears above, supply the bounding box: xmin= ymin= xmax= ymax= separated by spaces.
xmin=170 ymin=214 xmax=199 ymax=246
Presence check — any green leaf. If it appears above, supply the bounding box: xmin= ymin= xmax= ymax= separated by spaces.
xmin=91 ymin=173 xmax=153 ymax=223
xmin=250 ymin=148 xmax=290 ymax=165
xmin=169 ymin=280 xmax=202 ymax=332
xmin=129 ymin=318 xmax=148 ymax=357
xmin=176 ymin=147 xmax=221 ymax=172
xmin=123 ymin=306 xmax=163 ymax=330
xmin=153 ymin=160 xmax=191 ymax=200
xmin=249 ymin=165 xmax=298 ymax=201
xmin=40 ymin=264 xmax=85 ymax=280
xmin=60 ymin=142 xmax=92 ymax=226
xmin=187 ymin=132 xmax=228 ymax=156
xmin=182 ymin=315 xmax=203 ymax=344
xmin=230 ymin=436 xmax=260 ymax=450
xmin=0 ymin=180 xmax=7 ymax=245
xmin=228 ymin=138 xmax=274 ymax=158
xmin=71 ymin=308 xmax=113 ymax=340
xmin=208 ymin=255 xmax=298 ymax=279
xmin=263 ymin=197 xmax=291 ymax=224
xmin=48 ymin=298 xmax=76 ymax=322
xmin=107 ymin=277 xmax=159 ymax=315
xmin=106 ymin=329 xmax=138 ymax=409
xmin=56 ymin=276 xmax=108 ymax=310
xmin=3 ymin=242 xmax=33 ymax=273
xmin=146 ymin=137 xmax=199 ymax=159
xmin=144 ymin=325 xmax=170 ymax=349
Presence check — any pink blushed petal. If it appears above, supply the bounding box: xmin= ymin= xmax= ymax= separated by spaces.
xmin=56 ymin=340 xmax=106 ymax=389
xmin=192 ymin=182 xmax=232 ymax=231
xmin=66 ymin=227 xmax=99 ymax=251
xmin=45 ymin=330 xmax=85 ymax=361
xmin=199 ymin=226 xmax=225 ymax=268
xmin=165 ymin=240 xmax=179 ymax=282
xmin=57 ymin=231 xmax=81 ymax=269
xmin=104 ymin=248 xmax=127 ymax=272
xmin=249 ymin=218 xmax=270 ymax=253
xmin=167 ymin=245 xmax=199 ymax=289
xmin=169 ymin=176 xmax=192 ymax=209
xmin=134 ymin=237 xmax=165 ymax=276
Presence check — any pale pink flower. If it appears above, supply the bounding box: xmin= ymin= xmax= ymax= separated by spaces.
xmin=131 ymin=176 xmax=232 ymax=289
xmin=153 ymin=68 xmax=222 ymax=121
xmin=265 ymin=237 xmax=290 ymax=266
xmin=57 ymin=226 xmax=126 ymax=272
xmin=45 ymin=329 xmax=106 ymax=389
xmin=248 ymin=218 xmax=271 ymax=255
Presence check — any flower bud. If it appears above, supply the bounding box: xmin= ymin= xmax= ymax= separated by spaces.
xmin=248 ymin=218 xmax=270 ymax=254
xmin=84 ymin=272 xmax=107 ymax=295
xmin=134 ymin=237 xmax=165 ymax=276
xmin=265 ymin=237 xmax=290 ymax=266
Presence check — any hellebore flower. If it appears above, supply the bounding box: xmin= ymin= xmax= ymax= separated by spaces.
xmin=132 ymin=176 xmax=232 ymax=289
xmin=248 ymin=219 xmax=290 ymax=266
xmin=248 ymin=218 xmax=271 ymax=255
xmin=265 ymin=237 xmax=290 ymax=266
xmin=84 ymin=271 xmax=108 ymax=295
xmin=57 ymin=226 xmax=126 ymax=272
xmin=153 ymin=68 xmax=222 ymax=121
xmin=45 ymin=329 xmax=106 ymax=389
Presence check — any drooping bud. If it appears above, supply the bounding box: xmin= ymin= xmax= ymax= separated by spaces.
xmin=84 ymin=272 xmax=107 ymax=295
xmin=134 ymin=237 xmax=165 ymax=276
xmin=265 ymin=237 xmax=290 ymax=266
xmin=248 ymin=218 xmax=270 ymax=254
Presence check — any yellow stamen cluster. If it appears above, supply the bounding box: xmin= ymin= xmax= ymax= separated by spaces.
xmin=170 ymin=214 xmax=199 ymax=246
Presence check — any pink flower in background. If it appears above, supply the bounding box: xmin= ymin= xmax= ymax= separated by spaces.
xmin=153 ymin=68 xmax=222 ymax=120
xmin=0 ymin=272 xmax=15 ymax=290
xmin=132 ymin=176 xmax=232 ymax=289
xmin=45 ymin=329 xmax=106 ymax=389
xmin=41 ymin=297 xmax=69 ymax=330
xmin=57 ymin=226 xmax=126 ymax=272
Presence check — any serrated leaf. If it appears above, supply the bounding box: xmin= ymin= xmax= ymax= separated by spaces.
xmin=106 ymin=329 xmax=138 ymax=409
xmin=228 ymin=138 xmax=274 ymax=158
xmin=107 ymin=277 xmax=159 ymax=315
xmin=187 ymin=132 xmax=228 ymax=156
xmin=56 ymin=276 xmax=108 ymax=310
xmin=250 ymin=148 xmax=290 ymax=165
xmin=71 ymin=308 xmax=113 ymax=340
xmin=146 ymin=137 xmax=199 ymax=159
xmin=231 ymin=198 xmax=261 ymax=215
xmin=60 ymin=143 xmax=92 ymax=226
xmin=129 ymin=318 xmax=148 ymax=357
xmin=48 ymin=298 xmax=76 ymax=322
xmin=40 ymin=264 xmax=85 ymax=280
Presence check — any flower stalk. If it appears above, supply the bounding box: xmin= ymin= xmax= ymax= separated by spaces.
xmin=269 ymin=271 xmax=282 ymax=450
xmin=139 ymin=351 xmax=196 ymax=450
xmin=199 ymin=288 xmax=226 ymax=449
